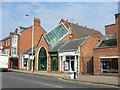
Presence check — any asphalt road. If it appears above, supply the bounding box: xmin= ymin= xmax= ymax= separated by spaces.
xmin=1 ymin=70 xmax=119 ymax=89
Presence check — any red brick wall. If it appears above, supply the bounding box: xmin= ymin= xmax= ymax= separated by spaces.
xmin=18 ymin=18 xmax=46 ymax=69
xmin=105 ymin=24 xmax=117 ymax=35
xmin=93 ymin=47 xmax=118 ymax=75
xmin=36 ymin=35 xmax=49 ymax=71
xmin=115 ymin=13 xmax=120 ymax=76
xmin=19 ymin=26 xmax=46 ymax=55
xmin=79 ymin=36 xmax=100 ymax=75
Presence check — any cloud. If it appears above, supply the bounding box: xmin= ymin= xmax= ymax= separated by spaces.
xmin=1 ymin=2 xmax=118 ymax=40
xmin=2 ymin=0 xmax=120 ymax=2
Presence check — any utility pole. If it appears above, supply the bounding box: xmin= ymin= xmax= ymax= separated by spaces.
xmin=26 ymin=14 xmax=34 ymax=72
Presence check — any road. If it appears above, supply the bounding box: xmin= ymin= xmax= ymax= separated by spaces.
xmin=1 ymin=70 xmax=119 ymax=89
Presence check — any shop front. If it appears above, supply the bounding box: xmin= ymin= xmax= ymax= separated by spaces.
xmin=21 ymin=55 xmax=29 ymax=70
xmin=49 ymin=52 xmax=58 ymax=71
xmin=11 ymin=57 xmax=18 ymax=69
xmin=59 ymin=52 xmax=79 ymax=73
xmin=100 ymin=58 xmax=118 ymax=74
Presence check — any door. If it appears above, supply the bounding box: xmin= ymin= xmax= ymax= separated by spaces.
xmin=38 ymin=47 xmax=47 ymax=71
xmin=51 ymin=57 xmax=58 ymax=71
xmin=70 ymin=61 xmax=75 ymax=71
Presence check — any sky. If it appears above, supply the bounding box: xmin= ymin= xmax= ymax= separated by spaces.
xmin=1 ymin=1 xmax=119 ymax=40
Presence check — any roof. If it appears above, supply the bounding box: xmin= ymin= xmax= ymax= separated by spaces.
xmin=19 ymin=26 xmax=30 ymax=33
xmin=95 ymin=34 xmax=117 ymax=49
xmin=0 ymin=35 xmax=11 ymax=41
xmin=45 ymin=22 xmax=69 ymax=46
xmin=65 ymin=22 xmax=100 ymax=37
xmin=36 ymin=34 xmax=50 ymax=47
xmin=49 ymin=36 xmax=89 ymax=53
xmin=22 ymin=46 xmax=37 ymax=55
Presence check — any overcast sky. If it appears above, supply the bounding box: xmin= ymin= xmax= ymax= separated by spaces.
xmin=1 ymin=1 xmax=119 ymax=40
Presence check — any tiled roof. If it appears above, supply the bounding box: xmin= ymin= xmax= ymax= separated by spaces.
xmin=49 ymin=36 xmax=89 ymax=53
xmin=65 ymin=22 xmax=100 ymax=37
xmin=22 ymin=46 xmax=37 ymax=55
xmin=95 ymin=34 xmax=117 ymax=49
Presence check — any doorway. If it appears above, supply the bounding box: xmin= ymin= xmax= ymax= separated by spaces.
xmin=70 ymin=60 xmax=75 ymax=71
xmin=38 ymin=47 xmax=47 ymax=71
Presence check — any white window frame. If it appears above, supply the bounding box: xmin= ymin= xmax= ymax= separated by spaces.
xmin=6 ymin=40 xmax=7 ymax=46
xmin=8 ymin=39 xmax=10 ymax=46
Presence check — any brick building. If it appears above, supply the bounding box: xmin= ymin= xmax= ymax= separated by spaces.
xmin=93 ymin=13 xmax=120 ymax=76
xmin=0 ymin=36 xmax=11 ymax=55
xmin=0 ymin=17 xmax=46 ymax=70
xmin=19 ymin=17 xmax=46 ymax=70
xmin=22 ymin=19 xmax=102 ymax=75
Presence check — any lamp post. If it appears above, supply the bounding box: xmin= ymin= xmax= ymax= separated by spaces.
xmin=26 ymin=14 xmax=34 ymax=72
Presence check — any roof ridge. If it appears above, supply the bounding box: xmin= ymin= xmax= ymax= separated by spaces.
xmin=65 ymin=21 xmax=99 ymax=32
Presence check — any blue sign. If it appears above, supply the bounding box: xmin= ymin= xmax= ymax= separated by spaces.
xmin=21 ymin=55 xmax=25 ymax=58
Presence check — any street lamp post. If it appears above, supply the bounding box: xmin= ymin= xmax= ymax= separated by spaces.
xmin=26 ymin=14 xmax=34 ymax=72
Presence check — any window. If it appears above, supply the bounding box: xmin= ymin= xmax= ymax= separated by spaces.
xmin=64 ymin=56 xmax=75 ymax=71
xmin=51 ymin=57 xmax=58 ymax=71
xmin=3 ymin=41 xmax=4 ymax=46
xmin=64 ymin=60 xmax=70 ymax=71
xmin=45 ymin=23 xmax=68 ymax=45
xmin=12 ymin=47 xmax=17 ymax=55
xmin=8 ymin=39 xmax=10 ymax=46
xmin=5 ymin=49 xmax=9 ymax=55
xmin=12 ymin=35 xmax=17 ymax=45
xmin=60 ymin=56 xmax=63 ymax=71
xmin=100 ymin=58 xmax=118 ymax=73
xmin=6 ymin=40 xmax=7 ymax=46
xmin=23 ymin=59 xmax=28 ymax=68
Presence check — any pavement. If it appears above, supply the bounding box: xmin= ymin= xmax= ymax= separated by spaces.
xmin=9 ymin=69 xmax=120 ymax=87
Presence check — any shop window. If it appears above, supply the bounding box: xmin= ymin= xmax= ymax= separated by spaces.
xmin=51 ymin=57 xmax=58 ymax=71
xmin=24 ymin=60 xmax=27 ymax=68
xmin=100 ymin=58 xmax=118 ymax=73
xmin=60 ymin=56 xmax=63 ymax=71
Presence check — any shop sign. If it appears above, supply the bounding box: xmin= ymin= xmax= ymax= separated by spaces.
xmin=21 ymin=55 xmax=29 ymax=59
xmin=30 ymin=56 xmax=34 ymax=60
xmin=21 ymin=55 xmax=25 ymax=58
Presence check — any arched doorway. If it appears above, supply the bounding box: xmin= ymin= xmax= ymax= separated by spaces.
xmin=38 ymin=47 xmax=47 ymax=71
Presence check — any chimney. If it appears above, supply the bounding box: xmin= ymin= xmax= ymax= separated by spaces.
xmin=15 ymin=28 xmax=18 ymax=33
xmin=76 ymin=23 xmax=78 ymax=25
xmin=85 ymin=25 xmax=87 ymax=28
xmin=34 ymin=17 xmax=41 ymax=26
xmin=9 ymin=32 xmax=14 ymax=36
xmin=66 ymin=19 xmax=68 ymax=21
